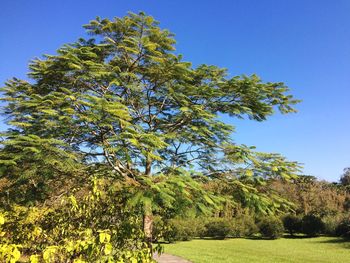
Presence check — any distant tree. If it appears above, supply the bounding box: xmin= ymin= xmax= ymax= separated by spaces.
xmin=269 ymin=176 xmax=350 ymax=216
xmin=340 ymin=167 xmax=350 ymax=187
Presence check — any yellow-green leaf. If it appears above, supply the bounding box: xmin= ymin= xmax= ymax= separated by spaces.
xmin=104 ymin=243 xmax=113 ymax=255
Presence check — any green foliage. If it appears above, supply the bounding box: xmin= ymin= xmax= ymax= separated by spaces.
xmin=125 ymin=171 xmax=222 ymax=217
xmin=0 ymin=214 xmax=21 ymax=263
xmin=0 ymin=179 xmax=155 ymax=262
xmin=322 ymin=214 xmax=345 ymax=236
xmin=230 ymin=213 xmax=259 ymax=237
xmin=158 ymin=218 xmax=206 ymax=242
xmin=204 ymin=218 xmax=232 ymax=239
xmin=269 ymin=176 xmax=350 ymax=217
xmin=258 ymin=217 xmax=284 ymax=239
xmin=335 ymin=218 xmax=350 ymax=238
xmin=301 ymin=214 xmax=325 ymax=237
xmin=151 ymin=215 xmax=166 ymax=242
xmin=0 ymin=244 xmax=21 ymax=263
xmin=165 ymin=219 xmax=199 ymax=242
xmin=155 ymin=213 xmax=259 ymax=242
xmin=340 ymin=167 xmax=350 ymax=187
xmin=282 ymin=214 xmax=302 ymax=236
xmin=0 ymin=134 xmax=83 ymax=207
xmin=0 ymin=11 xmax=300 ymax=188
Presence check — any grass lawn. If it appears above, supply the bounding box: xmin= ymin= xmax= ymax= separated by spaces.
xmin=163 ymin=237 xmax=350 ymax=263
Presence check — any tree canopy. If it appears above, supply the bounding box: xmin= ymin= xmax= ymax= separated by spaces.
xmin=340 ymin=168 xmax=350 ymax=187
xmin=1 ymin=11 xmax=299 ymax=186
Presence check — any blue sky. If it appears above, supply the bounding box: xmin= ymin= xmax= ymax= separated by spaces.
xmin=1 ymin=0 xmax=349 ymax=181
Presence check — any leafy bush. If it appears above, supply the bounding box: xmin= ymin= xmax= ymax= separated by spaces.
xmin=163 ymin=218 xmax=206 ymax=242
xmin=335 ymin=218 xmax=350 ymax=238
xmin=230 ymin=214 xmax=258 ymax=237
xmin=205 ymin=218 xmax=231 ymax=239
xmin=323 ymin=215 xmax=343 ymax=236
xmin=162 ymin=215 xmax=259 ymax=241
xmin=301 ymin=214 xmax=325 ymax=237
xmin=192 ymin=218 xmax=208 ymax=238
xmin=0 ymin=178 xmax=153 ymax=262
xmin=258 ymin=217 xmax=284 ymax=239
xmin=0 ymin=244 xmax=21 ymax=263
xmin=282 ymin=214 xmax=302 ymax=236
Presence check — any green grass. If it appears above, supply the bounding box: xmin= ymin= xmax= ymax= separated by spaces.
xmin=163 ymin=237 xmax=350 ymax=263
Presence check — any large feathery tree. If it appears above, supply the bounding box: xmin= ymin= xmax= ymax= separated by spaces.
xmin=1 ymin=12 xmax=300 ymax=246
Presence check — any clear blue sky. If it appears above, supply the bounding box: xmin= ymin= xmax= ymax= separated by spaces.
xmin=1 ymin=0 xmax=349 ymax=182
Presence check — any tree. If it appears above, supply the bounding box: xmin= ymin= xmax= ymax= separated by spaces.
xmin=0 ymin=12 xmax=300 ymax=248
xmin=269 ymin=176 xmax=349 ymax=216
xmin=340 ymin=167 xmax=350 ymax=187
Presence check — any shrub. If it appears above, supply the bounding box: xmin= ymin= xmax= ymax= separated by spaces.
xmin=335 ymin=218 xmax=350 ymax=238
xmin=163 ymin=218 xmax=206 ymax=242
xmin=164 ymin=219 xmax=195 ymax=242
xmin=231 ymin=214 xmax=258 ymax=237
xmin=323 ymin=215 xmax=343 ymax=236
xmin=282 ymin=214 xmax=302 ymax=236
xmin=205 ymin=218 xmax=231 ymax=239
xmin=301 ymin=214 xmax=325 ymax=237
xmin=0 ymin=181 xmax=153 ymax=262
xmin=192 ymin=218 xmax=207 ymax=238
xmin=258 ymin=217 xmax=284 ymax=239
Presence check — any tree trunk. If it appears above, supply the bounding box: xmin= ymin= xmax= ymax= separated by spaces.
xmin=143 ymin=211 xmax=153 ymax=253
xmin=144 ymin=158 xmax=153 ymax=253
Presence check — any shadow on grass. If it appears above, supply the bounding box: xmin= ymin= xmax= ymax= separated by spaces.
xmin=243 ymin=234 xmax=309 ymax=240
xmin=244 ymin=236 xmax=288 ymax=241
xmin=155 ymin=241 xmax=171 ymax=244
xmin=283 ymin=234 xmax=312 ymax=239
xmin=311 ymin=237 xmax=350 ymax=249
